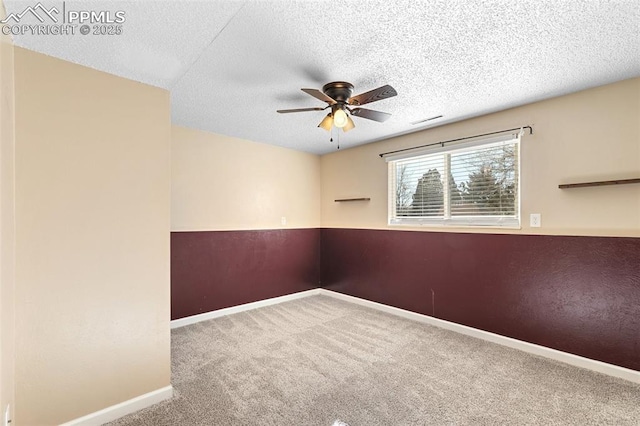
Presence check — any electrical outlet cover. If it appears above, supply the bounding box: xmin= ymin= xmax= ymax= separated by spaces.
xmin=530 ymin=213 xmax=541 ymax=227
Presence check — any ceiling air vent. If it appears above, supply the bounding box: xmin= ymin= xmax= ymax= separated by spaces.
xmin=411 ymin=115 xmax=443 ymax=125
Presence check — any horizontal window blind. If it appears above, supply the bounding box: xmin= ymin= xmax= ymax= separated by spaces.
xmin=389 ymin=135 xmax=520 ymax=227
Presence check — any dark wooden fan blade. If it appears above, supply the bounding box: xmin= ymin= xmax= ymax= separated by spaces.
xmin=348 ymin=85 xmax=397 ymax=106
xmin=350 ymin=108 xmax=392 ymax=122
xmin=277 ymin=107 xmax=325 ymax=113
xmin=301 ymin=88 xmax=337 ymax=105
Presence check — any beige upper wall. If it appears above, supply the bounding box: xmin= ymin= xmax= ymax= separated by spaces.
xmin=0 ymin=0 xmax=15 ymax=421
xmin=172 ymin=126 xmax=321 ymax=231
xmin=14 ymin=48 xmax=171 ymax=425
xmin=321 ymin=78 xmax=640 ymax=237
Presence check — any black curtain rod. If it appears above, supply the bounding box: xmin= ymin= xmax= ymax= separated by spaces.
xmin=378 ymin=126 xmax=533 ymax=158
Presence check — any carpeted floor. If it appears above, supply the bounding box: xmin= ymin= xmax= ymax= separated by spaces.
xmin=107 ymin=295 xmax=640 ymax=425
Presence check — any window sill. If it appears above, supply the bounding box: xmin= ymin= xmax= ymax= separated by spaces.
xmin=388 ymin=221 xmax=522 ymax=230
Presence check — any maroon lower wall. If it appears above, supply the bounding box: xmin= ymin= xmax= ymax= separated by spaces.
xmin=171 ymin=229 xmax=320 ymax=320
xmin=320 ymin=228 xmax=640 ymax=371
xmin=171 ymin=226 xmax=639 ymax=371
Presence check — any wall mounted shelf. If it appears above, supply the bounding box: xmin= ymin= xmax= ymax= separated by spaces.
xmin=558 ymin=178 xmax=640 ymax=189
xmin=334 ymin=198 xmax=371 ymax=202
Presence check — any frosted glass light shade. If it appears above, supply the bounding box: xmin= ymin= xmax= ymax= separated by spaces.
xmin=333 ymin=108 xmax=348 ymax=128
xmin=318 ymin=113 xmax=333 ymax=131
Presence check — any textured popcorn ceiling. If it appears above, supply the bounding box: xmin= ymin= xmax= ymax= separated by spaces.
xmin=6 ymin=0 xmax=640 ymax=154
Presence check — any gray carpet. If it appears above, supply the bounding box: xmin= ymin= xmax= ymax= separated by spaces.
xmin=107 ymin=295 xmax=640 ymax=425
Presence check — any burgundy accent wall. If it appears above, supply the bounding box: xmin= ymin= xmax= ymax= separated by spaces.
xmin=320 ymin=228 xmax=640 ymax=371
xmin=171 ymin=229 xmax=320 ymax=320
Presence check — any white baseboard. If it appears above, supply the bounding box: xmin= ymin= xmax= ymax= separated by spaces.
xmin=59 ymin=385 xmax=173 ymax=426
xmin=170 ymin=289 xmax=322 ymax=329
xmin=319 ymin=289 xmax=640 ymax=384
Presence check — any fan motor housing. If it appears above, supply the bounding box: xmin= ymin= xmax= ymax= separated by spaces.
xmin=322 ymin=81 xmax=354 ymax=103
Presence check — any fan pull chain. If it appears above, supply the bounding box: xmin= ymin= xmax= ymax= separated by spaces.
xmin=328 ymin=126 xmax=340 ymax=149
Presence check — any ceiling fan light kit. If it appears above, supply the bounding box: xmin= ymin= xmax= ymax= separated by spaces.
xmin=332 ymin=107 xmax=349 ymax=128
xmin=278 ymin=81 xmax=397 ymax=135
xmin=343 ymin=114 xmax=355 ymax=132
xmin=318 ymin=113 xmax=333 ymax=131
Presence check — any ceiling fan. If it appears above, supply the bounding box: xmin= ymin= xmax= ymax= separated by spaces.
xmin=277 ymin=81 xmax=397 ymax=132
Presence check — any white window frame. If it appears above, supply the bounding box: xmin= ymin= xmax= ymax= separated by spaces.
xmin=386 ymin=133 xmax=521 ymax=228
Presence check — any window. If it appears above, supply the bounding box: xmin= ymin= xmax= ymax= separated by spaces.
xmin=387 ymin=133 xmax=520 ymax=227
